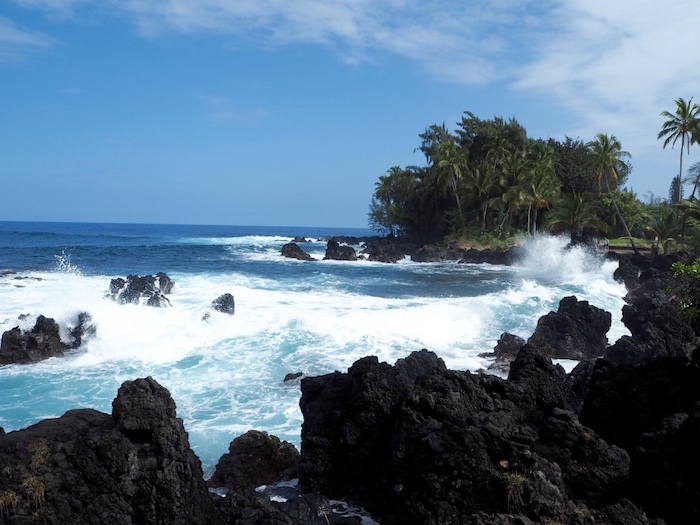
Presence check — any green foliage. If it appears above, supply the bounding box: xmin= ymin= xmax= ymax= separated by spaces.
xmin=671 ymin=259 xmax=700 ymax=331
xmin=505 ymin=472 xmax=527 ymax=512
xmin=547 ymin=192 xmax=605 ymax=233
xmin=644 ymin=202 xmax=681 ymax=253
xmin=366 ymin=111 xmax=655 ymax=246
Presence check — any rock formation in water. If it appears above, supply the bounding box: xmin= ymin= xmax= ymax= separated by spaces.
xmin=0 ymin=312 xmax=95 ymax=365
xmin=323 ymin=240 xmax=357 ymax=261
xmin=109 ymin=273 xmax=174 ymax=307
xmin=211 ymin=293 xmax=236 ymax=315
xmin=281 ymin=243 xmax=316 ymax=261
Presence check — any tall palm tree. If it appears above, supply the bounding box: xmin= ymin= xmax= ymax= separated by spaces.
xmin=434 ymin=137 xmax=467 ymax=215
xmin=521 ymin=171 xmax=559 ymax=238
xmin=467 ymin=160 xmax=499 ymax=230
xmin=499 ymin=150 xmax=527 ymax=232
xmin=658 ymin=97 xmax=700 ymax=202
xmin=587 ymin=133 xmax=639 ymax=254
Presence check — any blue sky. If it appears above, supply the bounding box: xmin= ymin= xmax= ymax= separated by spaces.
xmin=2 ymin=1 xmax=700 ymax=228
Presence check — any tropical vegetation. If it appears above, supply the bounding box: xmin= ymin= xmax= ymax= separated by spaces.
xmin=367 ymin=101 xmax=700 ymax=254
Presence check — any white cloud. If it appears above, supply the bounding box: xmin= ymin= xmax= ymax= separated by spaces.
xmin=513 ymin=0 xmax=700 ymax=156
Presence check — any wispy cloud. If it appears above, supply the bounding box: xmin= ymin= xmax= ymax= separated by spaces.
xmin=0 ymin=14 xmax=57 ymax=60
xmin=513 ymin=0 xmax=700 ymax=155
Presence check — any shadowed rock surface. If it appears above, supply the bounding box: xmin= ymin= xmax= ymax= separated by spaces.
xmin=0 ymin=377 xmax=221 ymax=524
xmin=527 ymin=296 xmax=612 ymax=360
xmin=208 ymin=430 xmax=299 ymax=493
xmin=299 ymin=348 xmax=652 ymax=525
xmin=281 ymin=243 xmax=316 ymax=261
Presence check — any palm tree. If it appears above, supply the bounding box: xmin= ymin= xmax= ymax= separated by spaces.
xmin=587 ymin=133 xmax=639 ymax=254
xmin=683 ymin=161 xmax=700 ymax=201
xmin=499 ymin=150 xmax=527 ymax=232
xmin=644 ymin=203 xmax=680 ymax=254
xmin=658 ymin=97 xmax=700 ymax=202
xmin=521 ymin=171 xmax=559 ymax=237
xmin=547 ymin=192 xmax=605 ymax=235
xmin=434 ymin=137 xmax=467 ymax=215
xmin=467 ymin=160 xmax=499 ymax=230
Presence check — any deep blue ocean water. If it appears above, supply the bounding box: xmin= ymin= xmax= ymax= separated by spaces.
xmin=0 ymin=221 xmax=628 ymax=475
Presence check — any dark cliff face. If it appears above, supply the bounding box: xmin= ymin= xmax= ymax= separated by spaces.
xmin=0 ymin=377 xmax=221 ymax=525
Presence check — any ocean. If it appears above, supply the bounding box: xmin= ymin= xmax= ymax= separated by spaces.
xmin=0 ymin=221 xmax=628 ymax=476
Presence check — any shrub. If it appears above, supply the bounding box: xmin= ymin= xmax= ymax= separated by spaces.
xmin=27 ymin=438 xmax=49 ymax=470
xmin=22 ymin=476 xmax=44 ymax=510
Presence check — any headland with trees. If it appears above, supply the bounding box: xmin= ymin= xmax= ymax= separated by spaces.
xmin=368 ymin=98 xmax=700 ymax=255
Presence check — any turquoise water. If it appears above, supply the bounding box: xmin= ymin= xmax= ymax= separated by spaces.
xmin=0 ymin=221 xmax=628 ymax=475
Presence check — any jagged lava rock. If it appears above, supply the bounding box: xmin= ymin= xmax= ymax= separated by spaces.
xmin=0 ymin=312 xmax=95 ymax=365
xmin=299 ymin=348 xmax=646 ymax=525
xmin=208 ymin=430 xmax=299 ymax=493
xmin=0 ymin=376 xmax=220 ymax=524
xmin=109 ymin=273 xmax=173 ymax=307
xmin=527 ymin=295 xmax=611 ymax=360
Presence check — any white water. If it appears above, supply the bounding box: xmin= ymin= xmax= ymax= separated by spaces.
xmin=0 ymin=235 xmax=628 ymax=474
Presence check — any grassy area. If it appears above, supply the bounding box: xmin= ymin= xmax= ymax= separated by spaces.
xmin=606 ymin=237 xmax=653 ymax=250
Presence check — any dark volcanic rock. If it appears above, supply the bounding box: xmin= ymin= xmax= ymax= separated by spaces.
xmin=527 ymin=296 xmax=611 ymax=360
xmin=299 ymin=348 xmax=647 ymax=525
xmin=208 ymin=430 xmax=299 ymax=493
xmin=411 ymin=242 xmax=467 ymax=262
xmin=281 ymin=242 xmax=316 ymax=261
xmin=0 ymin=312 xmax=94 ymax=366
xmin=109 ymin=273 xmax=173 ymax=307
xmin=211 ymin=293 xmax=235 ymax=315
xmin=157 ymin=271 xmax=175 ymax=294
xmin=323 ymin=240 xmax=357 ymax=261
xmin=362 ymin=237 xmax=410 ymax=263
xmin=575 ymin=268 xmax=700 ymax=524
xmin=483 ymin=332 xmax=526 ymax=373
xmin=0 ymin=377 xmax=221 ymax=525
xmin=0 ymin=315 xmax=65 ymax=365
xmin=411 ymin=243 xmax=523 ymax=265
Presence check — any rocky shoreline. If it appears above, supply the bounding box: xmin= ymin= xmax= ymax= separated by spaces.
xmin=1 ymin=250 xmax=698 ymax=524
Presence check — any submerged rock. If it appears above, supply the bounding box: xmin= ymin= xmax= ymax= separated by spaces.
xmin=211 ymin=293 xmax=235 ymax=315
